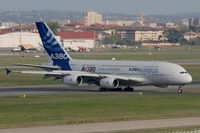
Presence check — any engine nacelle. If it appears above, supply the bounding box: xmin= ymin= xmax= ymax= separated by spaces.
xmin=100 ymin=78 xmax=119 ymax=89
xmin=63 ymin=75 xmax=82 ymax=86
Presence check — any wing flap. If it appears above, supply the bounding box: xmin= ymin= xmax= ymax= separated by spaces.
xmin=20 ymin=71 xmax=63 ymax=75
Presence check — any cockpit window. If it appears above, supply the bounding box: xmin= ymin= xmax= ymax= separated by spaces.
xmin=180 ymin=71 xmax=187 ymax=74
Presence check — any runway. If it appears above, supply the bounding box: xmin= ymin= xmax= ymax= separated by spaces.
xmin=1 ymin=117 xmax=200 ymax=133
xmin=0 ymin=81 xmax=200 ymax=96
xmin=0 ymin=85 xmax=98 ymax=96
xmin=0 ymin=83 xmax=200 ymax=132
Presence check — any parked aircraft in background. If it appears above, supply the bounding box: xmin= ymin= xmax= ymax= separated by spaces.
xmin=111 ymin=43 xmax=120 ymax=49
xmin=11 ymin=44 xmax=37 ymax=53
xmin=66 ymin=47 xmax=89 ymax=52
xmin=6 ymin=21 xmax=192 ymax=93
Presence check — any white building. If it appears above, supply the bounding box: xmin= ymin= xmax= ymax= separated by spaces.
xmin=181 ymin=19 xmax=189 ymax=27
xmin=0 ymin=32 xmax=60 ymax=48
xmin=184 ymin=32 xmax=198 ymax=41
xmin=134 ymin=30 xmax=163 ymax=41
xmin=80 ymin=11 xmax=103 ymax=25
xmin=165 ymin=22 xmax=176 ymax=28
xmin=0 ymin=22 xmax=18 ymax=29
xmin=105 ymin=20 xmax=135 ymax=26
xmin=148 ymin=23 xmax=157 ymax=28
xmin=57 ymin=31 xmax=98 ymax=49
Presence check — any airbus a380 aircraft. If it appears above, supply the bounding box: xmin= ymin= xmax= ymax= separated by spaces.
xmin=6 ymin=21 xmax=192 ymax=93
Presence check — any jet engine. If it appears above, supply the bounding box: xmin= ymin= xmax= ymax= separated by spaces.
xmin=100 ymin=78 xmax=119 ymax=89
xmin=63 ymin=75 xmax=82 ymax=86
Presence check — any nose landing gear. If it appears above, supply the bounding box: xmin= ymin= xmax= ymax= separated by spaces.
xmin=177 ymin=85 xmax=183 ymax=93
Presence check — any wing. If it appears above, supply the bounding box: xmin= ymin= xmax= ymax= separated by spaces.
xmin=5 ymin=69 xmax=147 ymax=86
xmin=14 ymin=64 xmax=60 ymax=71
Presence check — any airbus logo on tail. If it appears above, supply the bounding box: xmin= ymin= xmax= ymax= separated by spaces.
xmin=50 ymin=53 xmax=69 ymax=60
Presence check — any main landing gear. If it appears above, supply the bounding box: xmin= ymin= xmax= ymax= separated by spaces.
xmin=177 ymin=85 xmax=183 ymax=93
xmin=124 ymin=86 xmax=134 ymax=92
xmin=99 ymin=86 xmax=134 ymax=92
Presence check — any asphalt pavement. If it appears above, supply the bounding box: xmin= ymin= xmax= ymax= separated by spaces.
xmin=1 ymin=117 xmax=200 ymax=133
xmin=0 ymin=81 xmax=199 ymax=96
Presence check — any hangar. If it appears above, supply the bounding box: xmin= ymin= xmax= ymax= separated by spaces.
xmin=0 ymin=32 xmax=41 ymax=48
xmin=0 ymin=31 xmax=60 ymax=48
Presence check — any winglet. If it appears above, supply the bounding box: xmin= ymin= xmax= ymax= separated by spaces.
xmin=5 ymin=68 xmax=11 ymax=75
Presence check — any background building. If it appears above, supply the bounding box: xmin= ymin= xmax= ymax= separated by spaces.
xmin=0 ymin=32 xmax=41 ymax=48
xmin=117 ymin=29 xmax=135 ymax=41
xmin=80 ymin=11 xmax=103 ymax=25
xmin=117 ymin=28 xmax=163 ymax=42
xmin=134 ymin=30 xmax=163 ymax=41
xmin=105 ymin=20 xmax=135 ymax=27
xmin=0 ymin=22 xmax=18 ymax=29
xmin=148 ymin=23 xmax=157 ymax=28
xmin=189 ymin=18 xmax=200 ymax=27
xmin=165 ymin=22 xmax=176 ymax=28
xmin=184 ymin=32 xmax=198 ymax=41
xmin=181 ymin=19 xmax=189 ymax=27
xmin=137 ymin=12 xmax=144 ymax=25
xmin=57 ymin=31 xmax=98 ymax=49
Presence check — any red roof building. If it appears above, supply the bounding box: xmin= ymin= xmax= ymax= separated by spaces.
xmin=57 ymin=31 xmax=99 ymax=40
xmin=56 ymin=31 xmax=98 ymax=49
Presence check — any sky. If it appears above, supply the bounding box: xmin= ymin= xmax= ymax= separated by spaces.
xmin=1 ymin=0 xmax=200 ymax=15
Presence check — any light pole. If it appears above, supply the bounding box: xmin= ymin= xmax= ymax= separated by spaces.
xmin=93 ymin=31 xmax=96 ymax=53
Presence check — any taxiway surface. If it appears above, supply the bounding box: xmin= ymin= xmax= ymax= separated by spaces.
xmin=0 ymin=82 xmax=199 ymax=96
xmin=1 ymin=117 xmax=200 ymax=133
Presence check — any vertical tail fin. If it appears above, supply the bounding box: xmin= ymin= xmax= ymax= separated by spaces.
xmin=36 ymin=21 xmax=72 ymax=70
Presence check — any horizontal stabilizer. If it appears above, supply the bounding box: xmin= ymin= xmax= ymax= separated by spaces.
xmin=5 ymin=68 xmax=11 ymax=75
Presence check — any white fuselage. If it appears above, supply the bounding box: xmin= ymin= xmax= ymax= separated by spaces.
xmin=69 ymin=59 xmax=192 ymax=86
xmin=31 ymin=21 xmax=193 ymax=89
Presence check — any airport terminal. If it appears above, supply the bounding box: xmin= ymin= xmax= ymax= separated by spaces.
xmin=0 ymin=1 xmax=200 ymax=133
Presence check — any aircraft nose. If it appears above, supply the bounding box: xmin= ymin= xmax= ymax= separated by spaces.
xmin=187 ymin=74 xmax=192 ymax=83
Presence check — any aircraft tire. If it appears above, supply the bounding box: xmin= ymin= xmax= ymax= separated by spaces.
xmin=99 ymin=87 xmax=107 ymax=92
xmin=113 ymin=87 xmax=122 ymax=91
xmin=124 ymin=86 xmax=134 ymax=92
xmin=177 ymin=89 xmax=183 ymax=93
